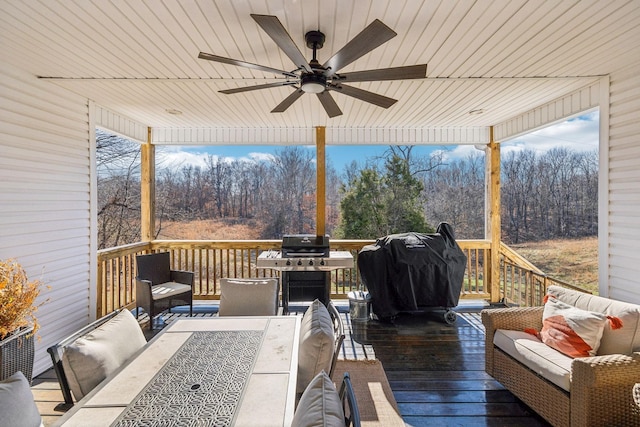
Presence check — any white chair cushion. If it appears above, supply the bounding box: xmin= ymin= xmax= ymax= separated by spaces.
xmin=218 ymin=278 xmax=279 ymax=316
xmin=0 ymin=371 xmax=42 ymax=427
xmin=151 ymin=281 xmax=192 ymax=301
xmin=297 ymin=299 xmax=335 ymax=394
xmin=494 ymin=329 xmax=573 ymax=392
xmin=291 ymin=371 xmax=344 ymax=427
xmin=61 ymin=309 xmax=147 ymax=400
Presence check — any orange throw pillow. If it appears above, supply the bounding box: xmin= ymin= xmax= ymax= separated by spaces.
xmin=539 ymin=296 xmax=609 ymax=358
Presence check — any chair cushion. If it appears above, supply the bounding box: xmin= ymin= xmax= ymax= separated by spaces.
xmin=548 ymin=285 xmax=640 ymax=355
xmin=494 ymin=329 xmax=573 ymax=392
xmin=540 ymin=295 xmax=608 ymax=358
xmin=61 ymin=309 xmax=147 ymax=400
xmin=218 ymin=278 xmax=279 ymax=316
xmin=291 ymin=371 xmax=344 ymax=427
xmin=0 ymin=371 xmax=42 ymax=427
xmin=297 ymin=300 xmax=335 ymax=394
xmin=151 ymin=282 xmax=192 ymax=301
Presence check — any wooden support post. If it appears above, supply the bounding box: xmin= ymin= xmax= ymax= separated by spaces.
xmin=141 ymin=127 xmax=155 ymax=242
xmin=487 ymin=127 xmax=501 ymax=303
xmin=316 ymin=126 xmax=326 ymax=237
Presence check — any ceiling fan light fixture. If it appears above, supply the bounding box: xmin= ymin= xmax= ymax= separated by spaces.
xmin=301 ymin=73 xmax=326 ymax=93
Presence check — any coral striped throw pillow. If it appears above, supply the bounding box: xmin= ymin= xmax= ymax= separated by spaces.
xmin=534 ymin=295 xmax=622 ymax=358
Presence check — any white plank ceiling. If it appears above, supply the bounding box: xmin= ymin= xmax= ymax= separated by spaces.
xmin=1 ymin=0 xmax=638 ymax=144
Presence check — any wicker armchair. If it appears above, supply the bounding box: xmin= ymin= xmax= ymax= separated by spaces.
xmin=482 ymin=296 xmax=640 ymax=427
xmin=135 ymin=252 xmax=193 ymax=329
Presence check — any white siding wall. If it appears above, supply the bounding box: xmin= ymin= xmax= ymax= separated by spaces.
xmin=605 ymin=61 xmax=640 ymax=304
xmin=0 ymin=62 xmax=94 ymax=375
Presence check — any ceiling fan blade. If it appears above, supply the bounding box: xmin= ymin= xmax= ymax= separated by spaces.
xmin=329 ymin=84 xmax=397 ymax=109
xmin=316 ymin=92 xmax=343 ymax=118
xmin=220 ymin=81 xmax=298 ymax=94
xmin=251 ymin=14 xmax=312 ymax=73
xmin=198 ymin=52 xmax=296 ymax=78
xmin=322 ymin=19 xmax=396 ymax=76
xmin=271 ymin=88 xmax=304 ymax=113
xmin=334 ymin=64 xmax=427 ymax=83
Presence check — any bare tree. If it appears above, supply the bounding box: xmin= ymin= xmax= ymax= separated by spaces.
xmin=96 ymin=130 xmax=141 ymax=248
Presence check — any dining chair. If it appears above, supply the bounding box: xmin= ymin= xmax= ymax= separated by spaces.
xmin=339 ymin=372 xmax=362 ymax=427
xmin=135 ymin=252 xmax=194 ymax=328
xmin=327 ymin=301 xmax=345 ymax=377
xmin=218 ymin=278 xmax=280 ymax=316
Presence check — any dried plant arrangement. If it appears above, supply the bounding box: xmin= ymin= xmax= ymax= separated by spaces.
xmin=0 ymin=259 xmax=46 ymax=340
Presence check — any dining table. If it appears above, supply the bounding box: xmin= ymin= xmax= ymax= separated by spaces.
xmin=55 ymin=315 xmax=301 ymax=427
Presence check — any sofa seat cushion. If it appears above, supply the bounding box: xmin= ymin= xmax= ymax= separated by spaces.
xmin=61 ymin=309 xmax=147 ymax=400
xmin=548 ymin=285 xmax=640 ymax=355
xmin=494 ymin=329 xmax=572 ymax=392
xmin=151 ymin=282 xmax=192 ymax=301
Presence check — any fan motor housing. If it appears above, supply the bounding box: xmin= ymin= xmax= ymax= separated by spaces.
xmin=305 ymin=31 xmax=325 ymax=49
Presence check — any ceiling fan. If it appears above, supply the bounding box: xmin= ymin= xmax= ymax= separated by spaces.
xmin=198 ymin=14 xmax=427 ymax=118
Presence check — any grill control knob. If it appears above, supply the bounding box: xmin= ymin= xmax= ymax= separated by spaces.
xmin=286 ymin=260 xmax=291 ymax=266
xmin=297 ymin=260 xmax=302 ymax=266
xmin=308 ymin=260 xmax=314 ymax=266
xmin=320 ymin=260 xmax=325 ymax=266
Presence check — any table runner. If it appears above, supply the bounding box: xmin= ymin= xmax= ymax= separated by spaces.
xmin=111 ymin=330 xmax=263 ymax=427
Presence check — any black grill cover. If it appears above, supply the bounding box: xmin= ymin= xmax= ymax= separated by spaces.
xmin=357 ymin=223 xmax=467 ymax=319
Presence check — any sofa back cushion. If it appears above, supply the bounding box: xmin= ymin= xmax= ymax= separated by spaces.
xmin=291 ymin=371 xmax=344 ymax=427
xmin=548 ymin=285 xmax=640 ymax=355
xmin=0 ymin=371 xmax=42 ymax=427
xmin=61 ymin=309 xmax=147 ymax=400
xmin=297 ymin=300 xmax=335 ymax=394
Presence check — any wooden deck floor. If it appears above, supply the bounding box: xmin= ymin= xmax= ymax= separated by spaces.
xmin=32 ymin=301 xmax=550 ymax=426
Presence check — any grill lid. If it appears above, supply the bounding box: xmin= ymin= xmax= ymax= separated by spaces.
xmin=281 ymin=234 xmax=329 ymax=256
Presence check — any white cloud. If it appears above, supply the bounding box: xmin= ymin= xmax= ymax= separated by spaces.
xmin=438 ymin=111 xmax=599 ymax=162
xmin=439 ymin=145 xmax=485 ymax=162
xmin=247 ymin=152 xmax=275 ymax=162
xmin=156 ymin=148 xmax=210 ymax=169
xmin=155 ymin=146 xmax=278 ymax=170
xmin=502 ymin=110 xmax=599 ymax=157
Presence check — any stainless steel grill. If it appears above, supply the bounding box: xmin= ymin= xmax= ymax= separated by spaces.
xmin=281 ymin=235 xmax=330 ymax=314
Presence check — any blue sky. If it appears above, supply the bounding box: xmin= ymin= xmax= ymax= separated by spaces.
xmin=159 ymin=110 xmax=599 ymax=173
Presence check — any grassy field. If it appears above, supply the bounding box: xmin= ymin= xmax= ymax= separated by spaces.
xmin=511 ymin=237 xmax=598 ymax=294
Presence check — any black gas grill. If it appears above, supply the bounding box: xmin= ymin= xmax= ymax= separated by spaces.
xmin=281 ymin=235 xmax=330 ymax=313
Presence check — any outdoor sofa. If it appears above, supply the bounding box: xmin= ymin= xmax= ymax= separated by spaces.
xmin=482 ymin=285 xmax=640 ymax=426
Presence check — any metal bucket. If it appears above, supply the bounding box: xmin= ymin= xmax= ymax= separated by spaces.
xmin=348 ymin=291 xmax=371 ymax=322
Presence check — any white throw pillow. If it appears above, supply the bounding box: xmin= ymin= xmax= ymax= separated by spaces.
xmin=297 ymin=299 xmax=335 ymax=394
xmin=539 ymin=296 xmax=609 ymax=358
xmin=61 ymin=309 xmax=147 ymax=400
xmin=291 ymin=371 xmax=344 ymax=427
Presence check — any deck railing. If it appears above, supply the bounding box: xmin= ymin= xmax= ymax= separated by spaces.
xmin=96 ymin=239 xmax=584 ymax=317
xmin=498 ymin=241 xmax=591 ymax=306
